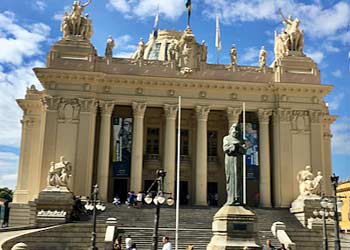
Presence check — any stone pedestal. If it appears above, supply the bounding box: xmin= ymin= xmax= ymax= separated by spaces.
xmin=290 ymin=195 xmax=321 ymax=227
xmin=207 ymin=206 xmax=260 ymax=250
xmin=31 ymin=187 xmax=74 ymax=227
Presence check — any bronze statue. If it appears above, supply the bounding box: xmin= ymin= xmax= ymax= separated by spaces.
xmin=223 ymin=123 xmax=247 ymax=205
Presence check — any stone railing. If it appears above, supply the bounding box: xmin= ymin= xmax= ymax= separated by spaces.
xmin=271 ymin=222 xmax=296 ymax=250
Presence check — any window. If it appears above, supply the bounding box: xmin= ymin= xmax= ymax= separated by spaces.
xmin=148 ymin=43 xmax=161 ymax=60
xmin=208 ymin=131 xmax=218 ymax=156
xmin=146 ymin=128 xmax=160 ymax=154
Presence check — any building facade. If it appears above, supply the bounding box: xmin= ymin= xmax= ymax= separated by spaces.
xmin=338 ymin=180 xmax=350 ymax=232
xmin=12 ymin=6 xmax=336 ymax=209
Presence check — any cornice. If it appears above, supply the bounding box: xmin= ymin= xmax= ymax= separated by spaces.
xmin=34 ymin=68 xmax=333 ymax=97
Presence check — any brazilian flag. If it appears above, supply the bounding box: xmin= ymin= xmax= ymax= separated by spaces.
xmin=185 ymin=0 xmax=191 ymax=26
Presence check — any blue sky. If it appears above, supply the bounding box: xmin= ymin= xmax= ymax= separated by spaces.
xmin=0 ymin=0 xmax=349 ymax=189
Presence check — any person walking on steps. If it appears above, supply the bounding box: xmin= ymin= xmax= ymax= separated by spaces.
xmin=162 ymin=236 xmax=172 ymax=250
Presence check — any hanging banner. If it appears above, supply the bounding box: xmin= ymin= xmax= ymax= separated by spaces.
xmin=112 ymin=117 xmax=133 ymax=177
xmin=243 ymin=123 xmax=259 ymax=180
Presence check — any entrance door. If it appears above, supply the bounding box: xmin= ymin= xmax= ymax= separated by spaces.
xmin=113 ymin=179 xmax=128 ymax=203
xmin=180 ymin=181 xmax=189 ymax=205
xmin=208 ymin=182 xmax=218 ymax=206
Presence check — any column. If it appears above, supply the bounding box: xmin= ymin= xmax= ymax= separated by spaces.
xmin=97 ymin=101 xmax=114 ymax=201
xmin=75 ymin=99 xmax=98 ymax=196
xmin=13 ymin=118 xmax=34 ymax=203
xmin=130 ymin=102 xmax=147 ymax=193
xmin=258 ymin=109 xmax=272 ymax=207
xmin=323 ymin=115 xmax=337 ymax=195
xmin=163 ymin=104 xmax=178 ymax=196
xmin=272 ymin=108 xmax=293 ymax=207
xmin=227 ymin=107 xmax=242 ymax=130
xmin=195 ymin=105 xmax=210 ymax=205
xmin=309 ymin=110 xmax=325 ymax=174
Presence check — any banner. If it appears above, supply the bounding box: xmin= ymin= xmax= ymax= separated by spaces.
xmin=112 ymin=117 xmax=133 ymax=177
xmin=243 ymin=123 xmax=259 ymax=180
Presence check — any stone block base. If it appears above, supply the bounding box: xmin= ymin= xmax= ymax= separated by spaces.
xmin=207 ymin=206 xmax=260 ymax=250
xmin=9 ymin=203 xmax=31 ymax=227
xmin=290 ymin=195 xmax=321 ymax=228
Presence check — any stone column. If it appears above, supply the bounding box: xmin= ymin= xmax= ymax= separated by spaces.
xmin=195 ymin=106 xmax=210 ymax=205
xmin=272 ymin=108 xmax=293 ymax=207
xmin=227 ymin=107 xmax=242 ymax=130
xmin=75 ymin=99 xmax=98 ymax=196
xmin=130 ymin=102 xmax=147 ymax=193
xmin=163 ymin=104 xmax=178 ymax=196
xmin=97 ymin=101 xmax=114 ymax=201
xmin=309 ymin=110 xmax=325 ymax=174
xmin=258 ymin=109 xmax=272 ymax=208
xmin=323 ymin=115 xmax=337 ymax=195
xmin=13 ymin=118 xmax=34 ymax=203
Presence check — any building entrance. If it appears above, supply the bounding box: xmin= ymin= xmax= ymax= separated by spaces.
xmin=113 ymin=178 xmax=128 ymax=203
xmin=179 ymin=181 xmax=189 ymax=205
xmin=208 ymin=182 xmax=218 ymax=206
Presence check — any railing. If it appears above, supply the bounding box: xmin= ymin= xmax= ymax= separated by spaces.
xmin=271 ymin=221 xmax=296 ymax=250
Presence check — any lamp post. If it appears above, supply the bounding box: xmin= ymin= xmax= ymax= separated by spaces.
xmin=331 ymin=173 xmax=341 ymax=250
xmin=85 ymin=184 xmax=106 ymax=250
xmin=144 ymin=169 xmax=175 ymax=250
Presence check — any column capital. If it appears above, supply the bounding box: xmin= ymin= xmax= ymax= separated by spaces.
xmin=227 ymin=107 xmax=242 ymax=124
xmin=309 ymin=110 xmax=324 ymax=124
xmin=41 ymin=96 xmax=60 ymax=111
xmin=258 ymin=109 xmax=272 ymax=123
xmin=99 ymin=100 xmax=115 ymax=116
xmin=164 ymin=104 xmax=178 ymax=119
xmin=274 ymin=108 xmax=292 ymax=122
xmin=132 ymin=102 xmax=147 ymax=118
xmin=80 ymin=98 xmax=98 ymax=114
xmin=21 ymin=117 xmax=36 ymax=129
xmin=195 ymin=105 xmax=210 ymax=121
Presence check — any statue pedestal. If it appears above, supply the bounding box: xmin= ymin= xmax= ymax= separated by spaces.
xmin=31 ymin=187 xmax=74 ymax=227
xmin=290 ymin=195 xmax=321 ymax=228
xmin=207 ymin=206 xmax=260 ymax=250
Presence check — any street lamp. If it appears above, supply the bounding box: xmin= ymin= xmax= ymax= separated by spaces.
xmin=85 ymin=184 xmax=106 ymax=250
xmin=331 ymin=173 xmax=343 ymax=250
xmin=313 ymin=195 xmax=335 ymax=250
xmin=144 ymin=169 xmax=174 ymax=250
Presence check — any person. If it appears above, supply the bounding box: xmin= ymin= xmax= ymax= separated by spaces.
xmin=125 ymin=235 xmax=133 ymax=250
xmin=262 ymin=240 xmax=275 ymax=250
xmin=114 ymin=235 xmax=122 ymax=250
xmin=127 ymin=191 xmax=135 ymax=208
xmin=113 ymin=196 xmax=121 ymax=206
xmin=162 ymin=236 xmax=172 ymax=250
xmin=130 ymin=243 xmax=137 ymax=250
xmin=136 ymin=191 xmax=143 ymax=209
xmin=187 ymin=244 xmax=194 ymax=250
xmin=277 ymin=243 xmax=287 ymax=250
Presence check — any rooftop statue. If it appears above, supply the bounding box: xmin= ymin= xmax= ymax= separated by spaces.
xmin=105 ymin=36 xmax=115 ymax=57
xmin=47 ymin=156 xmax=72 ymax=188
xmin=230 ymin=44 xmax=237 ymax=66
xmin=297 ymin=165 xmax=323 ymax=197
xmin=134 ymin=38 xmax=145 ymax=60
xmin=223 ymin=123 xmax=247 ymax=206
xmin=60 ymin=0 xmax=93 ymax=40
xmin=259 ymin=46 xmax=266 ymax=68
xmin=274 ymin=10 xmax=304 ymax=59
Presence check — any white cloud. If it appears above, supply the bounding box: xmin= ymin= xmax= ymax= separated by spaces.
xmin=323 ymin=42 xmax=340 ymax=53
xmin=0 ymin=152 xmax=19 ymax=189
xmin=241 ymin=47 xmax=259 ymax=65
xmin=34 ymin=1 xmax=47 ymax=11
xmin=0 ymin=11 xmax=50 ymax=65
xmin=328 ymin=92 xmax=344 ymax=111
xmin=107 ymin=0 xmax=185 ymax=20
xmin=0 ymin=152 xmax=19 ymax=161
xmin=0 ymin=174 xmax=17 ymax=189
xmin=305 ymin=50 xmax=324 ymax=64
xmin=112 ymin=34 xmax=137 ymax=58
xmin=331 ymin=117 xmax=350 ymax=155
xmin=202 ymin=1 xmax=350 ymax=38
xmin=331 ymin=69 xmax=342 ymax=78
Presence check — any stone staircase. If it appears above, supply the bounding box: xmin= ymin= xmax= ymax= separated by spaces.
xmin=3 ymin=204 xmax=350 ymax=250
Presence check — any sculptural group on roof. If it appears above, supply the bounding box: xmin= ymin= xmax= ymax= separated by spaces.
xmin=61 ymin=0 xmax=93 ymax=40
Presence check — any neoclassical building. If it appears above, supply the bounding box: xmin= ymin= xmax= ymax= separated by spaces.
xmin=12 ymin=5 xmax=336 ymax=210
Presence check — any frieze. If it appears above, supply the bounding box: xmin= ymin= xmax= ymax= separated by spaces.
xmin=195 ymin=105 xmax=210 ymax=121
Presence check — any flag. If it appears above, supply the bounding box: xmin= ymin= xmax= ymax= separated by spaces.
xmin=152 ymin=10 xmax=159 ymax=40
xmin=185 ymin=0 xmax=191 ymax=26
xmin=215 ymin=15 xmax=222 ymax=52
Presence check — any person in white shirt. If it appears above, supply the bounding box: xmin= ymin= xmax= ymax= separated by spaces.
xmin=125 ymin=235 xmax=133 ymax=250
xmin=162 ymin=236 xmax=172 ymax=250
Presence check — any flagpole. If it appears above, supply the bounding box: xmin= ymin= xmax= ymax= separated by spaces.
xmin=175 ymin=96 xmax=181 ymax=250
xmin=242 ymin=102 xmax=246 ymax=205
